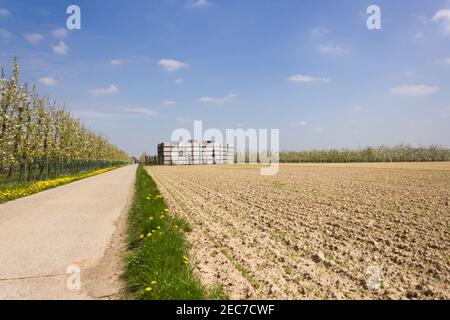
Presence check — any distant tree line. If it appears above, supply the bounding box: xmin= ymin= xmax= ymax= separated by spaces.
xmin=280 ymin=145 xmax=450 ymax=163
xmin=0 ymin=58 xmax=129 ymax=183
xmin=139 ymin=153 xmax=157 ymax=166
xmin=233 ymin=145 xmax=450 ymax=164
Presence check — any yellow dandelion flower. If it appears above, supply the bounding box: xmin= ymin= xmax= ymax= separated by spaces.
xmin=145 ymin=287 xmax=152 ymax=292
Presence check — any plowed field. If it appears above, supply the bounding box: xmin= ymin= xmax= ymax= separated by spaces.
xmin=146 ymin=163 xmax=450 ymax=300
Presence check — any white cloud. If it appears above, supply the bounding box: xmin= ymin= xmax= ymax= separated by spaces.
xmin=163 ymin=100 xmax=176 ymax=107
xmin=123 ymin=108 xmax=158 ymax=117
xmin=174 ymin=78 xmax=184 ymax=84
xmin=314 ymin=128 xmax=324 ymax=133
xmin=158 ymin=59 xmax=189 ymax=72
xmin=53 ymin=41 xmax=70 ymax=55
xmin=311 ymin=27 xmax=329 ymax=38
xmin=352 ymin=105 xmax=364 ymax=111
xmin=390 ymin=84 xmax=439 ymax=96
xmin=38 ymin=77 xmax=56 ymax=86
xmin=187 ymin=0 xmax=210 ymax=8
xmin=319 ymin=43 xmax=349 ymax=55
xmin=23 ymin=33 xmax=44 ymax=45
xmin=198 ymin=93 xmax=237 ymax=105
xmin=89 ymin=84 xmax=119 ymax=96
xmin=432 ymin=9 xmax=450 ymax=35
xmin=288 ymin=74 xmax=330 ymax=83
xmin=110 ymin=59 xmax=122 ymax=65
xmin=444 ymin=58 xmax=450 ymax=65
xmin=0 ymin=28 xmax=11 ymax=39
xmin=291 ymin=121 xmax=308 ymax=127
xmin=0 ymin=8 xmax=11 ymax=16
xmin=52 ymin=28 xmax=68 ymax=39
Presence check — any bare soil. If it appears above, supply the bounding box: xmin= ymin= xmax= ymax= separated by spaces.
xmin=147 ymin=163 xmax=450 ymax=300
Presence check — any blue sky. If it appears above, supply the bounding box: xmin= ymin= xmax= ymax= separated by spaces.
xmin=0 ymin=0 xmax=449 ymax=156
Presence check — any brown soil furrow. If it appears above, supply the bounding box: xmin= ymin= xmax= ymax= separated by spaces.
xmin=165 ymin=170 xmax=384 ymax=296
xmin=150 ymin=169 xmax=260 ymax=299
xmin=151 ymin=169 xmax=307 ymax=298
xmin=146 ymin=164 xmax=450 ymax=300
xmin=157 ymin=168 xmax=369 ymax=298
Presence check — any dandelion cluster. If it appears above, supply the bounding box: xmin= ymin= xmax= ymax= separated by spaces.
xmin=0 ymin=167 xmax=120 ymax=203
xmin=144 ymin=280 xmax=157 ymax=293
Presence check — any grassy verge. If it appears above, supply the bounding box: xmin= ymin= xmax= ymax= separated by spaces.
xmin=0 ymin=166 xmax=123 ymax=204
xmin=124 ymin=165 xmax=226 ymax=300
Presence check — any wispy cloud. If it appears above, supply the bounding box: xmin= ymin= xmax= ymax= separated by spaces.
xmin=38 ymin=77 xmax=56 ymax=86
xmin=176 ymin=117 xmax=195 ymax=124
xmin=163 ymin=100 xmax=176 ymax=107
xmin=89 ymin=84 xmax=119 ymax=96
xmin=289 ymin=74 xmax=330 ymax=83
xmin=390 ymin=84 xmax=439 ymax=96
xmin=434 ymin=57 xmax=450 ymax=65
xmin=158 ymin=59 xmax=189 ymax=72
xmin=0 ymin=28 xmax=12 ymax=39
xmin=53 ymin=41 xmax=70 ymax=55
xmin=23 ymin=33 xmax=44 ymax=45
xmin=412 ymin=31 xmax=424 ymax=40
xmin=432 ymin=9 xmax=450 ymax=35
xmin=352 ymin=105 xmax=364 ymax=112
xmin=441 ymin=106 xmax=450 ymax=118
xmin=187 ymin=0 xmax=210 ymax=8
xmin=110 ymin=59 xmax=122 ymax=66
xmin=413 ymin=14 xmax=428 ymax=25
xmin=314 ymin=128 xmax=324 ymax=133
xmin=0 ymin=8 xmax=11 ymax=17
xmin=174 ymin=78 xmax=184 ymax=84
xmin=311 ymin=27 xmax=329 ymax=38
xmin=291 ymin=121 xmax=308 ymax=127
xmin=123 ymin=108 xmax=158 ymax=117
xmin=73 ymin=110 xmax=123 ymax=119
xmin=198 ymin=93 xmax=237 ymax=105
xmin=52 ymin=28 xmax=68 ymax=39
xmin=319 ymin=43 xmax=349 ymax=55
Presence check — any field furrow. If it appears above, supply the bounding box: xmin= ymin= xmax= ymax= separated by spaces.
xmin=146 ymin=163 xmax=450 ymax=299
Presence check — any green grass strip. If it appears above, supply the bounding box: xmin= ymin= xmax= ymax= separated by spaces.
xmin=124 ymin=165 xmax=226 ymax=300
